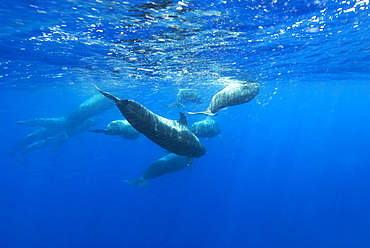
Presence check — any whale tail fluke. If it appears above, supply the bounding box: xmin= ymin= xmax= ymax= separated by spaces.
xmin=124 ymin=176 xmax=148 ymax=187
xmin=94 ymin=84 xmax=121 ymax=103
xmin=186 ymin=111 xmax=218 ymax=116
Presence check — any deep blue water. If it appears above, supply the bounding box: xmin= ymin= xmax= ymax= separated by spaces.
xmin=1 ymin=0 xmax=370 ymax=247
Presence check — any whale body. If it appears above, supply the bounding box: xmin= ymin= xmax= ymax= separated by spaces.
xmin=65 ymin=94 xmax=114 ymax=136
xmin=176 ymin=89 xmax=201 ymax=103
xmin=191 ymin=116 xmax=220 ymax=138
xmin=166 ymin=89 xmax=201 ymax=108
xmin=125 ymin=153 xmax=189 ymax=187
xmin=17 ymin=117 xmax=66 ymax=129
xmin=96 ymin=87 xmax=206 ymax=158
xmin=10 ymin=118 xmax=96 ymax=160
xmin=188 ymin=81 xmax=260 ymax=116
xmin=90 ymin=120 xmax=140 ymax=140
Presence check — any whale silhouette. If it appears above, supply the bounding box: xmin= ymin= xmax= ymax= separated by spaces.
xmin=95 ymin=86 xmax=206 ymax=158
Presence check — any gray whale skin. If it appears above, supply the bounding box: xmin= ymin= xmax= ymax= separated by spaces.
xmin=125 ymin=153 xmax=189 ymax=187
xmin=95 ymin=86 xmax=206 ymax=158
xmin=188 ymin=81 xmax=260 ymax=116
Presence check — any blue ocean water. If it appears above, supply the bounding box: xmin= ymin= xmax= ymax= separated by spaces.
xmin=0 ymin=0 xmax=369 ymax=247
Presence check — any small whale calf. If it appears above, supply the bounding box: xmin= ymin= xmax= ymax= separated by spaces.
xmin=95 ymin=86 xmax=206 ymax=158
xmin=125 ymin=153 xmax=190 ymax=187
xmin=90 ymin=120 xmax=140 ymax=140
xmin=191 ymin=116 xmax=221 ymax=138
xmin=188 ymin=81 xmax=260 ymax=116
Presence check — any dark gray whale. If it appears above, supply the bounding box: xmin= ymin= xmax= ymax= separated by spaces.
xmin=96 ymin=87 xmax=206 ymax=158
xmin=188 ymin=81 xmax=260 ymax=116
xmin=125 ymin=153 xmax=189 ymax=187
xmin=90 ymin=120 xmax=140 ymax=140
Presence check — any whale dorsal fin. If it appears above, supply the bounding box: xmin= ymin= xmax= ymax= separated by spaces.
xmin=178 ymin=112 xmax=188 ymax=126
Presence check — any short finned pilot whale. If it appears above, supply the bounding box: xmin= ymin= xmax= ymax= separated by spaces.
xmin=125 ymin=153 xmax=190 ymax=187
xmin=188 ymin=81 xmax=260 ymax=116
xmin=65 ymin=94 xmax=114 ymax=136
xmin=166 ymin=89 xmax=202 ymax=108
xmin=17 ymin=117 xmax=66 ymax=129
xmin=95 ymin=86 xmax=206 ymax=158
xmin=191 ymin=116 xmax=221 ymax=138
xmin=89 ymin=120 xmax=140 ymax=140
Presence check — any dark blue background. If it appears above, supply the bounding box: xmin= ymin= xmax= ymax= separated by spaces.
xmin=1 ymin=80 xmax=370 ymax=248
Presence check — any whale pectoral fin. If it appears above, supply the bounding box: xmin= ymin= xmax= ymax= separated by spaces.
xmin=186 ymin=111 xmax=218 ymax=116
xmin=187 ymin=157 xmax=194 ymax=166
xmin=124 ymin=177 xmax=149 ymax=187
xmin=178 ymin=112 xmax=188 ymax=126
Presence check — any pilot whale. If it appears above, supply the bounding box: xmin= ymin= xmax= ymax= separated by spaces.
xmin=95 ymin=86 xmax=206 ymax=158
xmin=176 ymin=89 xmax=201 ymax=103
xmin=125 ymin=153 xmax=189 ymax=187
xmin=65 ymin=94 xmax=114 ymax=136
xmin=90 ymin=120 xmax=140 ymax=140
xmin=188 ymin=81 xmax=260 ymax=116
xmin=10 ymin=118 xmax=96 ymax=160
xmin=166 ymin=89 xmax=201 ymax=108
xmin=17 ymin=117 xmax=66 ymax=129
xmin=191 ymin=116 xmax=221 ymax=138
